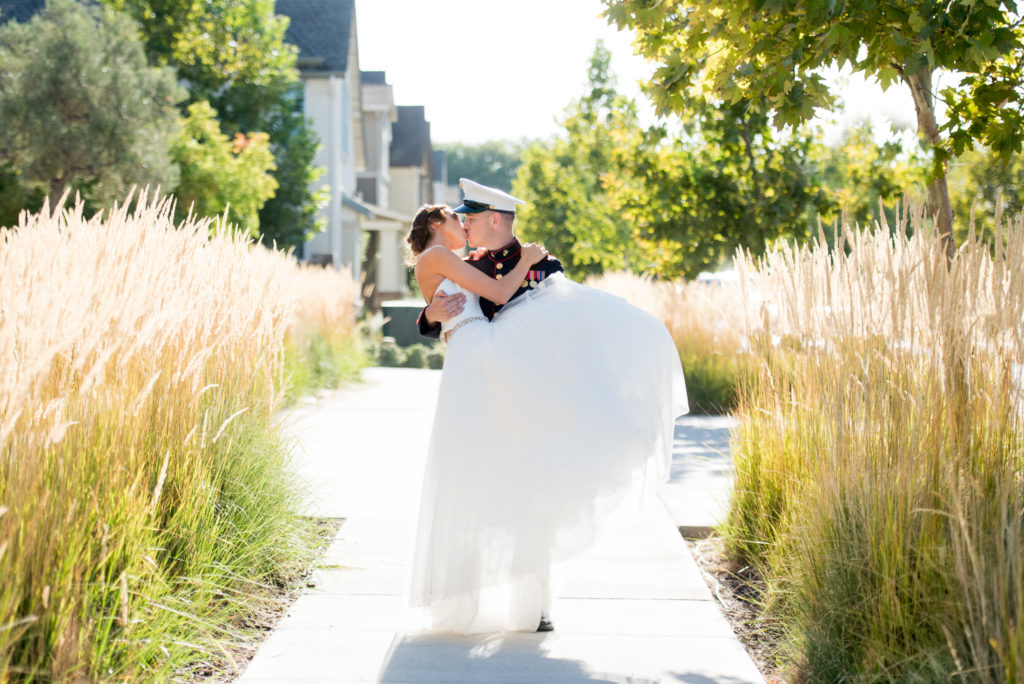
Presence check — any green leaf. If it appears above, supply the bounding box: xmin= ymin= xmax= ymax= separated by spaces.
xmin=876 ymin=65 xmax=900 ymax=88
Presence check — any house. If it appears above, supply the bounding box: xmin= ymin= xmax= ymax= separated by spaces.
xmin=432 ymin=149 xmax=449 ymax=211
xmin=277 ymin=0 xmax=366 ymax=278
xmin=389 ymin=106 xmax=437 ymax=218
xmin=279 ymin=1 xmax=439 ymax=306
xmin=356 ymin=71 xmax=418 ymax=306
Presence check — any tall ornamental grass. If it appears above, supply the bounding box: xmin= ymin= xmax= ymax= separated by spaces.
xmin=588 ymin=272 xmax=752 ymax=413
xmin=728 ymin=202 xmax=1024 ymax=681
xmin=0 ymin=193 xmax=362 ymax=681
xmin=283 ymin=259 xmax=367 ymax=400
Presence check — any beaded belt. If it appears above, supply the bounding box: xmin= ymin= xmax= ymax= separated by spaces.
xmin=442 ymin=315 xmax=487 ymax=343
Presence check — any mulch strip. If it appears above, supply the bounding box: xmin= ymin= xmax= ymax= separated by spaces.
xmin=683 ymin=534 xmax=788 ymax=684
xmin=187 ymin=517 xmax=343 ymax=682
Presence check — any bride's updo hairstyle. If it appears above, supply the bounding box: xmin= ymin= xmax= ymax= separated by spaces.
xmin=407 ymin=204 xmax=452 ymax=256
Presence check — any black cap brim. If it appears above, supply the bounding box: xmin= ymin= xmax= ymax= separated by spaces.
xmin=454 ymin=200 xmax=517 ymax=215
xmin=453 ymin=199 xmax=493 ymax=214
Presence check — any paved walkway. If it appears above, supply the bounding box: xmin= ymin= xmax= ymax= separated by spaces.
xmin=239 ymin=368 xmax=761 ymax=683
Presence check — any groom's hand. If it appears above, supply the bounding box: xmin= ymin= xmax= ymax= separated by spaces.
xmin=424 ymin=291 xmax=466 ymax=325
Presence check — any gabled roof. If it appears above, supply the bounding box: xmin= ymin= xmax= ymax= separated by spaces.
xmin=277 ymin=0 xmax=354 ymax=74
xmin=390 ymin=106 xmax=431 ymax=168
xmin=361 ymin=70 xmax=387 ymax=85
xmin=0 ymin=0 xmax=45 ymax=24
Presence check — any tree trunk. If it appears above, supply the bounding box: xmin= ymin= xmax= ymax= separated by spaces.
xmin=904 ymin=67 xmax=968 ymax=433
xmin=47 ymin=178 xmax=68 ymax=215
xmin=903 ymin=67 xmax=956 ymax=260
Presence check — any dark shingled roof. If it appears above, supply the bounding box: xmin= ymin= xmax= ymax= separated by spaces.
xmin=361 ymin=70 xmax=387 ymax=85
xmin=0 ymin=0 xmax=45 ymax=24
xmin=390 ymin=106 xmax=431 ymax=168
xmin=277 ymin=0 xmax=354 ymax=74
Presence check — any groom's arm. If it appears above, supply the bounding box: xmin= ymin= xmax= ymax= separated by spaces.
xmin=416 ymin=251 xmax=489 ymax=339
xmin=489 ymin=254 xmax=565 ymax=315
xmin=416 ymin=291 xmax=466 ymax=339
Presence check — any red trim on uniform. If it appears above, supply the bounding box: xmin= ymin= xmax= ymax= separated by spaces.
xmin=486 ymin=238 xmax=521 ymax=263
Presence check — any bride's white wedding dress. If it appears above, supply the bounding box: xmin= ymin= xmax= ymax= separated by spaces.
xmin=408 ymin=273 xmax=688 ymax=634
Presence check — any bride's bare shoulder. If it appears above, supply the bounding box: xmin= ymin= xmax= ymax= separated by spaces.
xmin=414 ymin=245 xmax=455 ymax=273
xmin=414 ymin=246 xmax=453 ymax=301
xmin=419 ymin=244 xmax=452 ymax=259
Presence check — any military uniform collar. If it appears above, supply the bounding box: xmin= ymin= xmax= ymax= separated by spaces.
xmin=487 ymin=238 xmax=521 ymax=262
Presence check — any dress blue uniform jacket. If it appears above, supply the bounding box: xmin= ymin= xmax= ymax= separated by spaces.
xmin=416 ymin=237 xmax=565 ymax=340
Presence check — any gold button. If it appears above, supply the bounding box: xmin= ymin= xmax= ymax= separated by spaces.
xmin=496 ymin=263 xmax=503 ymax=270
xmin=496 ymin=273 xmax=503 ymax=279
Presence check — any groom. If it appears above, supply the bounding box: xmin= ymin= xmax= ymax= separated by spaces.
xmin=416 ymin=178 xmax=564 ymax=339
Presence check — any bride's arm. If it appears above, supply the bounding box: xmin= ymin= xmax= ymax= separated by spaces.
xmin=418 ymin=245 xmax=545 ymax=305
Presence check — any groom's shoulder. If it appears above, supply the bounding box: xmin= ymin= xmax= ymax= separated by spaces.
xmin=464 ymin=252 xmax=489 ymax=272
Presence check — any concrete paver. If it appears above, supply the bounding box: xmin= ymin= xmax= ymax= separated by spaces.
xmin=240 ymin=368 xmax=762 ymax=683
xmin=660 ymin=416 xmax=739 ymax=536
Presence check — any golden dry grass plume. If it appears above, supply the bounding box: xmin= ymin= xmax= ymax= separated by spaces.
xmin=0 ymin=191 xmax=360 ymax=679
xmin=728 ymin=202 xmax=1024 ymax=681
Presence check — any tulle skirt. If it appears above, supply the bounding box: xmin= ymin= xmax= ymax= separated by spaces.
xmin=407 ymin=274 xmax=688 ymax=633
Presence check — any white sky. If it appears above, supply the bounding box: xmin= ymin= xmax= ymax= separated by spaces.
xmin=354 ymin=0 xmax=921 ymax=147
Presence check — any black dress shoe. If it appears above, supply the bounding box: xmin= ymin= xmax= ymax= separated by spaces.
xmin=536 ymin=617 xmax=554 ymax=632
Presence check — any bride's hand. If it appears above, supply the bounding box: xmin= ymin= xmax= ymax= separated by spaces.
xmin=522 ymin=242 xmax=548 ymax=265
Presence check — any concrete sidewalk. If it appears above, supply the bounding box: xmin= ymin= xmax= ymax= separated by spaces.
xmin=660 ymin=414 xmax=738 ymax=538
xmin=239 ymin=368 xmax=761 ymax=683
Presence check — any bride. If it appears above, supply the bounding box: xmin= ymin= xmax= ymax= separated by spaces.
xmin=406 ymin=186 xmax=688 ymax=635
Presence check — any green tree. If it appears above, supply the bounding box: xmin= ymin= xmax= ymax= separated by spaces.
xmin=812 ymin=124 xmax=928 ymax=231
xmin=106 ymin=0 xmax=322 ymax=246
xmin=171 ymin=101 xmax=278 ymax=235
xmin=515 ymin=43 xmax=663 ymax=278
xmin=438 ymin=140 xmax=529 ymax=191
xmin=947 ymin=146 xmax=1024 ymax=244
xmin=604 ymin=0 xmax=1024 ymax=257
xmin=517 ymin=41 xmax=826 ymax=279
xmin=606 ymin=101 xmax=827 ymax=277
xmin=256 ymin=92 xmax=327 ymax=251
xmin=0 ymin=0 xmax=182 ymax=210
xmin=107 ymin=0 xmax=295 ymax=112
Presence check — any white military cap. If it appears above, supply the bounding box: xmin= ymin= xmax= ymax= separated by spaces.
xmin=452 ymin=177 xmax=525 ymax=214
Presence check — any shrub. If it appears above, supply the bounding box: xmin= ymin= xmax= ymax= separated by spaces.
xmin=401 ymin=343 xmax=430 ymax=368
xmin=374 ymin=339 xmax=445 ymax=370
xmin=425 ymin=347 xmax=446 ymax=370
xmin=377 ymin=339 xmax=405 ymax=367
